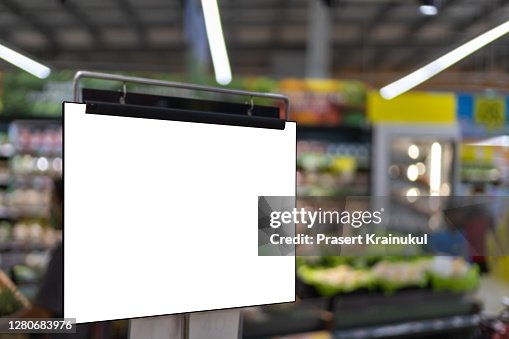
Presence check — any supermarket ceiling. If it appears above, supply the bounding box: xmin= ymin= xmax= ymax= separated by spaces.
xmin=0 ymin=0 xmax=509 ymax=88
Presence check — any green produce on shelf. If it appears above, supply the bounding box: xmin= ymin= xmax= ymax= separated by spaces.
xmin=322 ymin=255 xmax=352 ymax=268
xmin=298 ymin=154 xmax=357 ymax=174
xmin=297 ymin=255 xmax=427 ymax=270
xmin=298 ymin=153 xmax=329 ymax=172
xmin=0 ymin=288 xmax=23 ymax=316
xmin=296 ymin=256 xmax=323 ymax=268
xmin=303 ymin=186 xmax=338 ymax=197
xmin=296 ymin=255 xmax=355 ymax=269
xmin=296 ymin=255 xmax=480 ymax=296
xmin=0 ymin=221 xmax=11 ymax=242
xmin=344 ymin=112 xmax=366 ymax=126
xmin=320 ymin=256 xmax=381 ymax=269
xmin=12 ymin=265 xmax=42 ymax=284
xmin=429 ymin=257 xmax=480 ymax=293
xmin=372 ymin=259 xmax=430 ymax=293
xmin=298 ymin=264 xmax=376 ymax=296
xmin=362 ymin=238 xmax=424 ymax=257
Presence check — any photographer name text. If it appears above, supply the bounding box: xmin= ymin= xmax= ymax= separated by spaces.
xmin=269 ymin=233 xmax=428 ymax=245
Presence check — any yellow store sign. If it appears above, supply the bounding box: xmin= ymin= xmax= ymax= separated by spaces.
xmin=367 ymin=91 xmax=456 ymax=124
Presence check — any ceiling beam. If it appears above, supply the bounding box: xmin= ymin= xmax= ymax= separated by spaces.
xmin=116 ymin=0 xmax=148 ymax=47
xmin=0 ymin=25 xmax=12 ymax=45
xmin=336 ymin=1 xmax=398 ymax=72
xmin=21 ymin=40 xmax=493 ymax=56
xmin=361 ymin=1 xmax=400 ymax=73
xmin=455 ymin=0 xmax=509 ymax=32
xmin=456 ymin=37 xmax=509 ymax=72
xmin=0 ymin=14 xmax=477 ymax=31
xmin=373 ymin=0 xmax=460 ymax=69
xmin=1 ymin=0 xmax=59 ymax=56
xmin=60 ymin=1 xmax=104 ymax=48
xmin=364 ymin=1 xmax=399 ymax=41
xmin=271 ymin=0 xmax=290 ymax=50
xmin=395 ymin=0 xmax=509 ymax=70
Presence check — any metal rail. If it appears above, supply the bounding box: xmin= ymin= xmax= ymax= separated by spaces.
xmin=73 ymin=70 xmax=289 ymax=120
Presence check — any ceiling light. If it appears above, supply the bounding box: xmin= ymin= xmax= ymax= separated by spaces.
xmin=419 ymin=5 xmax=438 ymax=16
xmin=407 ymin=165 xmax=419 ymax=182
xmin=408 ymin=144 xmax=420 ymax=159
xmin=380 ymin=19 xmax=509 ymax=99
xmin=419 ymin=0 xmax=439 ymax=16
xmin=0 ymin=43 xmax=50 ymax=79
xmin=201 ymin=0 xmax=232 ymax=85
xmin=468 ymin=135 xmax=509 ymax=147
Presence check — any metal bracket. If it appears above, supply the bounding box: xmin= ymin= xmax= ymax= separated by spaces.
xmin=73 ymin=71 xmax=290 ymax=121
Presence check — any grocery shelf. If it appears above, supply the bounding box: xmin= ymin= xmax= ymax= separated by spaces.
xmin=0 ymin=254 xmax=26 ymax=271
xmin=242 ymin=299 xmax=329 ymax=339
xmin=296 ymin=125 xmax=371 ymax=198
xmin=461 ymin=180 xmax=499 ymax=185
xmin=332 ymin=290 xmax=478 ymax=329
xmin=242 ymin=291 xmax=480 ymax=339
xmin=0 ymin=210 xmax=48 ymax=220
xmin=0 ymin=120 xmax=62 ymax=281
xmin=12 ymin=149 xmax=62 ymax=156
xmin=297 ymin=190 xmax=370 ymax=198
xmin=0 ymin=241 xmax=53 ymax=252
xmin=297 ymin=126 xmax=371 ymax=143
xmin=332 ymin=314 xmax=479 ymax=339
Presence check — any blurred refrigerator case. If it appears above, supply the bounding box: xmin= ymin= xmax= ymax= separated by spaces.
xmin=372 ymin=124 xmax=459 ymax=198
xmin=371 ymin=124 xmax=459 ymax=235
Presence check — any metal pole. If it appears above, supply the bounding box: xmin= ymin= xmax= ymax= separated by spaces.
xmin=73 ymin=71 xmax=290 ymax=121
xmin=182 ymin=314 xmax=190 ymax=339
xmin=306 ymin=0 xmax=332 ymax=78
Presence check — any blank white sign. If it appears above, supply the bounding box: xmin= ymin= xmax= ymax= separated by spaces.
xmin=63 ymin=103 xmax=296 ymax=323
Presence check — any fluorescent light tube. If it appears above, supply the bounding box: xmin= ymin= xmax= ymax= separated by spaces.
xmin=380 ymin=19 xmax=509 ymax=100
xmin=0 ymin=43 xmax=50 ymax=79
xmin=201 ymin=0 xmax=232 ymax=85
xmin=429 ymin=142 xmax=442 ymax=195
xmin=419 ymin=5 xmax=438 ymax=16
xmin=469 ymin=135 xmax=509 ymax=147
